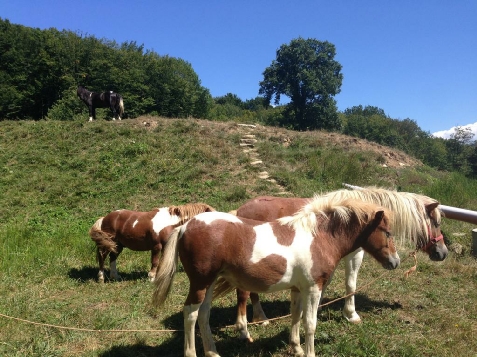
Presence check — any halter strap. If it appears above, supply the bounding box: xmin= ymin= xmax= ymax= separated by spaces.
xmin=422 ymin=225 xmax=444 ymax=252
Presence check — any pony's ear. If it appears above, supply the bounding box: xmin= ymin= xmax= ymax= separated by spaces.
xmin=168 ymin=206 xmax=181 ymax=216
xmin=374 ymin=210 xmax=385 ymax=223
xmin=425 ymin=202 xmax=439 ymax=213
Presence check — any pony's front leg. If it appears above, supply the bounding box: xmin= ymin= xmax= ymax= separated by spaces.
xmin=110 ymin=104 xmax=118 ymax=121
xmin=343 ymin=248 xmax=365 ymax=323
xmin=302 ymin=286 xmax=321 ymax=357
xmin=250 ymin=292 xmax=269 ymax=324
xmin=89 ymin=106 xmax=94 ymax=122
xmin=198 ymin=281 xmax=221 ymax=357
xmin=289 ymin=289 xmax=304 ymax=356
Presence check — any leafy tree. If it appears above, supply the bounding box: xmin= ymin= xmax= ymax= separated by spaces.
xmin=344 ymin=105 xmax=386 ymax=117
xmin=215 ymin=93 xmax=244 ymax=107
xmin=243 ymin=96 xmax=268 ymax=111
xmin=0 ymin=18 xmax=212 ymax=120
xmin=445 ymin=126 xmax=474 ymax=175
xmin=259 ymin=37 xmax=343 ymax=130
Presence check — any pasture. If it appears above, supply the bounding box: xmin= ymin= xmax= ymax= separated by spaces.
xmin=1 ymin=117 xmax=476 ymax=356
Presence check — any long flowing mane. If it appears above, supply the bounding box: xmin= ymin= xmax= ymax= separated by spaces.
xmin=318 ymin=187 xmax=441 ymax=248
xmin=278 ymin=197 xmax=390 ymax=235
xmin=168 ymin=203 xmax=215 ymax=225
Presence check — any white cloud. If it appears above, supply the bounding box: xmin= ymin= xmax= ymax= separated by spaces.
xmin=432 ymin=122 xmax=477 ymax=140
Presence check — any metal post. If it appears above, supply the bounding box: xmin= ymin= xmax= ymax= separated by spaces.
xmin=472 ymin=229 xmax=477 ymax=257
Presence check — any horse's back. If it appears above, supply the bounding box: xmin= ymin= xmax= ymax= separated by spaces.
xmin=181 ymin=213 xmax=255 ymax=259
xmin=236 ymin=196 xmax=308 ymax=221
xmin=101 ymin=209 xmax=143 ymax=233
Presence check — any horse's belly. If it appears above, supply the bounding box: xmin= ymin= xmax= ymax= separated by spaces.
xmin=220 ymin=260 xmax=303 ymax=294
xmin=119 ymin=236 xmax=153 ymax=251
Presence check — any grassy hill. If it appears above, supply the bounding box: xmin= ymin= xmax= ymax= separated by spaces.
xmin=1 ymin=117 xmax=476 ymax=356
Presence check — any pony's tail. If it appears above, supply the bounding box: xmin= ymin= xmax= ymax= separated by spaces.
xmin=89 ymin=217 xmax=118 ymax=253
xmin=152 ymin=226 xmax=182 ymax=308
xmin=118 ymin=96 xmax=124 ymax=117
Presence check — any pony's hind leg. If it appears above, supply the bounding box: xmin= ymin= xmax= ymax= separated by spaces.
xmin=250 ymin=292 xmax=269 ymax=324
xmin=109 ymin=245 xmax=123 ymax=281
xmin=96 ymin=248 xmax=109 ymax=283
xmin=235 ymin=289 xmax=253 ymax=341
xmin=148 ymin=245 xmax=162 ymax=282
xmin=197 ymin=281 xmax=220 ymax=357
xmin=184 ymin=280 xmax=220 ymax=357
xmin=184 ymin=303 xmax=201 ymax=357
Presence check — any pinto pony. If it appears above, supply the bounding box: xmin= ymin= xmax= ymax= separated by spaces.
xmin=77 ymin=85 xmax=124 ymax=121
xmin=233 ymin=187 xmax=447 ymax=330
xmin=153 ymin=197 xmax=400 ymax=357
xmin=89 ymin=203 xmax=215 ymax=282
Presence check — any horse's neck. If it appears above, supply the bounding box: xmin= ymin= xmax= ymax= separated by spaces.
xmin=308 ymin=219 xmax=359 ymax=261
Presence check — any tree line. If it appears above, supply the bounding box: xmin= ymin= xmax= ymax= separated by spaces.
xmin=0 ymin=18 xmax=212 ymax=120
xmin=1 ymin=18 xmax=476 ymax=177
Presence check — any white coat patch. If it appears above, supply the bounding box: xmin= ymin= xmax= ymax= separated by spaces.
xmin=195 ymin=211 xmax=242 ymax=225
xmin=151 ymin=208 xmax=181 ymax=234
xmin=252 ymin=224 xmax=315 ymax=289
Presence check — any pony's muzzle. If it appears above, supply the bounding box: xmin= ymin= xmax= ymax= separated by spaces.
xmin=429 ymin=246 xmax=448 ymax=261
xmin=383 ymin=255 xmax=400 ymax=270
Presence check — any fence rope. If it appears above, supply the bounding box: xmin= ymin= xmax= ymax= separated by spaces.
xmin=0 ymin=253 xmax=416 ymax=334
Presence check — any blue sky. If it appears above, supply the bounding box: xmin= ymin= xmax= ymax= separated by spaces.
xmin=2 ymin=1 xmax=476 ymax=137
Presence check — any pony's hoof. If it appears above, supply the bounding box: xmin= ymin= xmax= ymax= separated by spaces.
xmin=343 ymin=313 xmax=362 ymax=324
xmin=252 ymin=317 xmax=270 ymax=325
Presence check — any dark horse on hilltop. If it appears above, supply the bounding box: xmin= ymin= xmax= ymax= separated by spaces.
xmin=77 ymin=85 xmax=124 ymax=121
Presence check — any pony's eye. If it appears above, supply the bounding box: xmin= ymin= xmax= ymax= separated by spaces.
xmin=385 ymin=231 xmax=391 ymax=238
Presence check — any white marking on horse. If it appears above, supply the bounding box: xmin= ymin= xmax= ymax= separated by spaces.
xmin=195 ymin=211 xmax=242 ymax=225
xmin=252 ymin=224 xmax=315 ymax=290
xmin=151 ymin=207 xmax=181 ymax=235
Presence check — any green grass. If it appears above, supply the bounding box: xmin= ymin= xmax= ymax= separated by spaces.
xmin=1 ymin=116 xmax=476 ymax=356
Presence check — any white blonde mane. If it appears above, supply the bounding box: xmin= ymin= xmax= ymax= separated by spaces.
xmin=278 ymin=196 xmax=386 ymax=236
xmin=278 ymin=187 xmax=439 ymax=249
xmin=321 ymin=187 xmax=440 ymax=248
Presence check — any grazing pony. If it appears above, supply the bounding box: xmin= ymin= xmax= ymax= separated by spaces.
xmin=77 ymin=85 xmax=124 ymax=121
xmin=153 ymin=197 xmax=400 ymax=357
xmin=232 ymin=187 xmax=447 ymax=332
xmin=89 ymin=203 xmax=215 ymax=282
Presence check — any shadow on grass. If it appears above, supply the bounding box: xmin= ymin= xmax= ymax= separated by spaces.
xmin=97 ymin=329 xmax=290 ymax=357
xmin=68 ymin=266 xmax=149 ymax=283
xmin=97 ymin=293 xmax=403 ymax=357
xmin=155 ymin=292 xmax=403 ymax=338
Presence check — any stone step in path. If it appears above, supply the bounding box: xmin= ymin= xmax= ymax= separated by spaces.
xmin=237 ymin=123 xmax=290 ymax=195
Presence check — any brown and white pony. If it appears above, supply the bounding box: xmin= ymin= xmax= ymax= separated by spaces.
xmin=153 ymin=197 xmax=400 ymax=357
xmin=232 ymin=187 xmax=447 ymax=331
xmin=89 ymin=202 xmax=215 ymax=282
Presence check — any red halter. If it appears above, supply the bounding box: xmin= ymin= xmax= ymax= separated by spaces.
xmin=422 ymin=225 xmax=444 ymax=252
